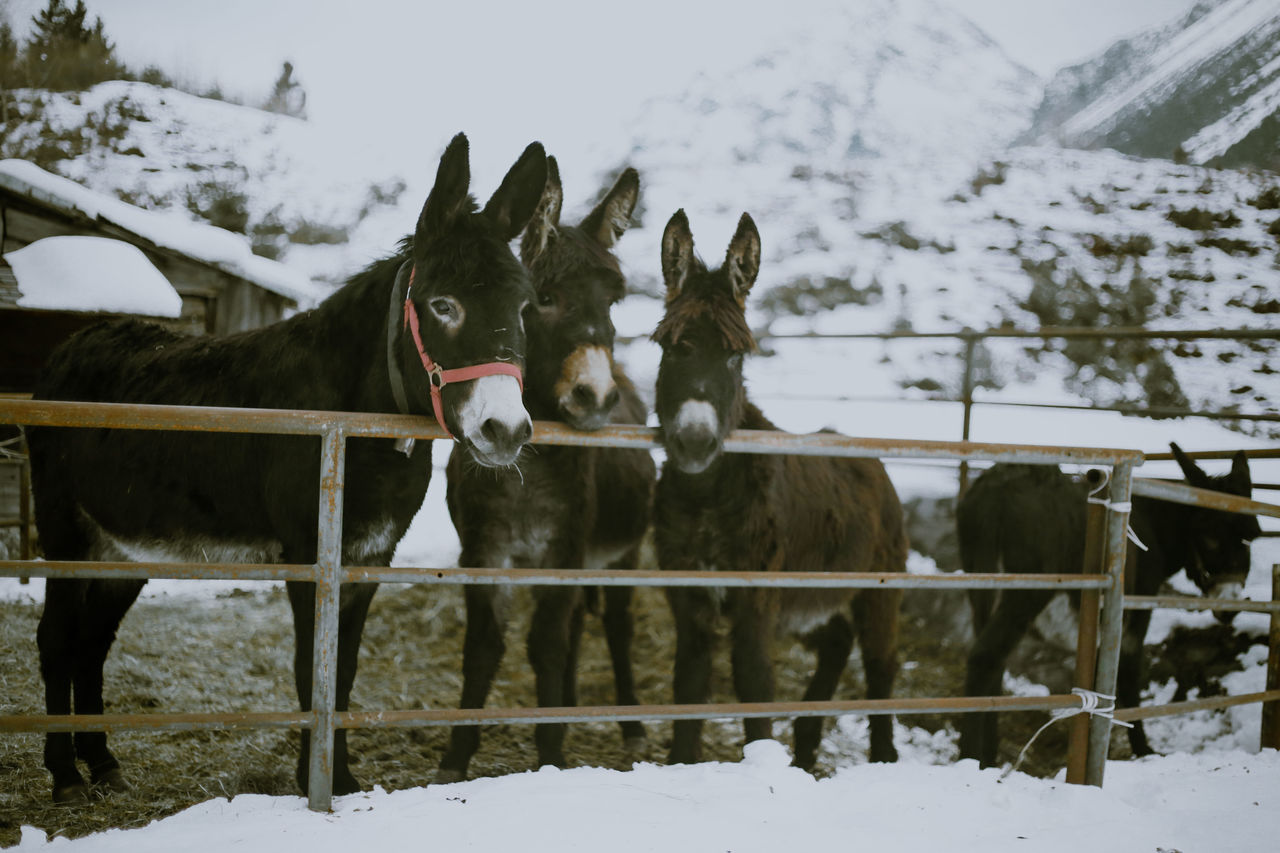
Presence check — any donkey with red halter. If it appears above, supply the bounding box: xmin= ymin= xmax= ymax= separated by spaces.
xmin=957 ymin=446 xmax=1261 ymax=766
xmin=26 ymin=134 xmax=546 ymax=802
xmin=436 ymin=159 xmax=654 ymax=781
xmin=652 ymin=210 xmax=908 ymax=770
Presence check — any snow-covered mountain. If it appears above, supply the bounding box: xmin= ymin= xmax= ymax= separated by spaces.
xmin=594 ymin=0 xmax=1278 ymax=438
xmin=1024 ymin=0 xmax=1280 ymax=167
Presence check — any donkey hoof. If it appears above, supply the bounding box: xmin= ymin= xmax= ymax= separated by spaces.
xmin=432 ymin=768 xmax=467 ymax=785
xmin=52 ymin=783 xmax=91 ymax=805
xmin=622 ymin=734 xmax=649 ymax=754
xmin=91 ymin=767 xmax=131 ymax=794
xmin=333 ymin=771 xmax=363 ymax=797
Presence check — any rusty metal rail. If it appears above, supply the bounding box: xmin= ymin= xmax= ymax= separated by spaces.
xmin=0 ymin=695 xmax=1088 ymax=734
xmin=1130 ymin=476 xmax=1280 ymax=520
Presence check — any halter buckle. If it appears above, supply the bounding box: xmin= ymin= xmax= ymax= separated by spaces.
xmin=428 ymin=364 xmax=446 ymax=389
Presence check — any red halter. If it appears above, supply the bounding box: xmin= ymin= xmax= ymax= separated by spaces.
xmin=402 ymin=267 xmax=524 ymax=437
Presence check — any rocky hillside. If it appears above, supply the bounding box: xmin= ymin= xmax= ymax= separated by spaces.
xmin=1023 ymin=0 xmax=1280 ymax=168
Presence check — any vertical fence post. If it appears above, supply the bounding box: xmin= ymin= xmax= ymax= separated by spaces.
xmin=957 ymin=331 xmax=977 ymax=496
xmin=307 ymin=427 xmax=346 ymax=812
xmin=1084 ymin=460 xmax=1134 ymax=786
xmin=1066 ymin=469 xmax=1107 ymax=783
xmin=1262 ymin=564 xmax=1280 ymax=750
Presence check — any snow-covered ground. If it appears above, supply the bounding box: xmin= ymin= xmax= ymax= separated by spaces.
xmin=9 ymin=740 xmax=1279 ymax=852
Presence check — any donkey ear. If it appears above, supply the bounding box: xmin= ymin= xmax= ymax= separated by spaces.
xmin=661 ymin=209 xmax=695 ymax=301
xmin=1228 ymin=450 xmax=1253 ymax=495
xmin=417 ymin=133 xmax=472 ymax=245
xmin=724 ymin=212 xmax=761 ymax=305
xmin=1170 ymin=442 xmax=1209 ymax=487
xmin=520 ymin=155 xmax=563 ymax=264
xmin=581 ymin=167 xmax=639 ymax=248
xmin=482 ymin=141 xmax=548 ymax=242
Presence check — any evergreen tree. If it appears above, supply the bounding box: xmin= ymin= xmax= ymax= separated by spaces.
xmin=24 ymin=0 xmax=125 ymax=91
xmin=0 ymin=13 xmax=19 ymax=123
xmin=263 ymin=60 xmax=306 ymax=119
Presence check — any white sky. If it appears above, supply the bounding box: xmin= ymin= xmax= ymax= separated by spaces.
xmin=4 ymin=0 xmax=1197 ymax=168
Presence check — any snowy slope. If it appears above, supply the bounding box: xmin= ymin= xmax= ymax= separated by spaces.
xmin=1027 ymin=0 xmax=1280 ymax=166
xmin=0 ymin=81 xmax=408 ymax=286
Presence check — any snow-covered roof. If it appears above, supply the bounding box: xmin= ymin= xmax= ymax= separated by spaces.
xmin=4 ymin=235 xmax=182 ymax=317
xmin=0 ymin=159 xmax=323 ymax=307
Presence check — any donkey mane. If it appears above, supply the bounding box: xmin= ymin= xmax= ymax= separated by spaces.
xmin=521 ymin=222 xmax=623 ymax=286
xmin=651 ymin=266 xmax=756 ymax=353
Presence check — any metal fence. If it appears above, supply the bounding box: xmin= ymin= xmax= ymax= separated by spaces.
xmin=0 ymin=397 xmax=1277 ymax=813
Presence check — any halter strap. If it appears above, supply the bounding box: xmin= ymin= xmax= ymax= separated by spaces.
xmin=386 ymin=261 xmax=414 ymax=417
xmin=400 ymin=265 xmax=524 ymax=439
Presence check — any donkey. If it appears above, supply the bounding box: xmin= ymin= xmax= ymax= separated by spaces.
xmin=435 ymin=158 xmax=654 ymax=782
xmin=25 ymin=133 xmax=547 ymax=803
xmin=651 ymin=210 xmax=908 ymax=770
xmin=956 ymin=445 xmax=1261 ymax=767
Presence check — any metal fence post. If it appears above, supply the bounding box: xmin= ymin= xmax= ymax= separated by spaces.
xmin=1066 ymin=470 xmax=1107 ymax=783
xmin=1262 ymin=564 xmax=1280 ymax=750
xmin=307 ymin=428 xmax=346 ymax=812
xmin=957 ymin=331 xmax=977 ymax=496
xmin=1084 ymin=461 xmax=1135 ymax=786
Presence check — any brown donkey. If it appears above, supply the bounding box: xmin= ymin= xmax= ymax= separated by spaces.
xmin=436 ymin=159 xmax=654 ymax=781
xmin=651 ymin=210 xmax=908 ymax=769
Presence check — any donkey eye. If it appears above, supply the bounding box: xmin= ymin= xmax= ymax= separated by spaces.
xmin=537 ymin=292 xmax=555 ymax=308
xmin=430 ymin=298 xmax=459 ymax=320
xmin=727 ymin=353 xmax=743 ymax=369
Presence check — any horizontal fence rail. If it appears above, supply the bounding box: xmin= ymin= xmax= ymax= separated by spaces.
xmin=2 ymin=396 xmax=1275 ymax=808
xmin=1131 ymin=477 xmax=1280 ymax=520
xmin=0 ymin=695 xmax=1091 ymax=735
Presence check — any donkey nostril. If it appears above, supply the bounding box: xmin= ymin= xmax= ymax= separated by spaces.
xmin=674 ymin=429 xmax=716 ymax=460
xmin=483 ymin=416 xmax=532 ymax=448
xmin=572 ymin=384 xmax=596 ymax=407
xmin=603 ymin=388 xmax=620 ymax=411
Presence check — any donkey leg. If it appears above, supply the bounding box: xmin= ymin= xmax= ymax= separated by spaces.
xmin=436 ymin=585 xmax=507 ymax=783
xmin=563 ymin=595 xmax=586 ymax=708
xmin=854 ymin=588 xmax=903 ymax=764
xmin=959 ymin=589 xmax=1053 ymax=768
xmin=729 ymin=596 xmax=776 ymax=748
xmin=330 ymin=582 xmax=378 ymax=794
xmin=602 ymin=579 xmax=646 ymax=748
xmin=289 ymin=579 xmax=376 ymax=795
xmin=527 ymin=588 xmax=581 ymax=768
xmin=667 ymin=589 xmax=716 ymax=765
xmin=288 ymin=579 xmax=319 ymax=793
xmin=1117 ymin=609 xmax=1155 ymax=757
xmin=793 ymin=613 xmax=855 ymax=771
xmin=38 ymin=578 xmax=90 ymax=803
xmin=73 ymin=579 xmax=145 ymax=793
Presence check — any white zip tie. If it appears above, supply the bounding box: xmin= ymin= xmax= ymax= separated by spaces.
xmin=1000 ymin=688 xmax=1134 ymax=780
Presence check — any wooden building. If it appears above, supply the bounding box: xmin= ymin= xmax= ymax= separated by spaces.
xmin=1 ymin=158 xmax=321 ymax=393
xmin=0 ymin=159 xmax=322 ymax=561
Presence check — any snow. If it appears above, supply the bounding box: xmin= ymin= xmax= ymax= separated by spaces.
xmin=11 ymin=740 xmax=1280 ymax=852
xmin=0 ymin=157 xmax=322 ymax=306
xmin=1184 ymin=58 xmax=1280 ymax=161
xmin=1058 ymin=0 xmax=1280 ymax=142
xmin=4 ymin=236 xmax=181 ymax=317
